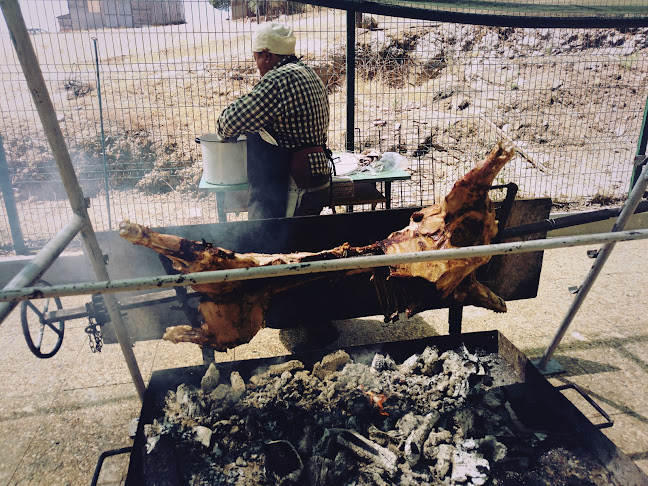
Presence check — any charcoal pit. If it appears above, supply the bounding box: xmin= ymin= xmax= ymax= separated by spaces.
xmin=126 ymin=331 xmax=648 ymax=486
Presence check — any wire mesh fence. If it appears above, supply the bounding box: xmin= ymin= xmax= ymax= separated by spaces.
xmin=0 ymin=0 xmax=647 ymax=254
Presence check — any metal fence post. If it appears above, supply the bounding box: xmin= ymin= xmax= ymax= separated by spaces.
xmin=0 ymin=133 xmax=27 ymax=254
xmin=345 ymin=9 xmax=355 ymax=152
xmin=630 ymin=95 xmax=648 ymax=194
xmin=92 ymin=37 xmax=112 ymax=230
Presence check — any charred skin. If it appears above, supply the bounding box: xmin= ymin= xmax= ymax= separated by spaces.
xmin=119 ymin=222 xmax=381 ymax=350
xmin=119 ymin=140 xmax=514 ymax=349
xmin=379 ymin=141 xmax=514 ymax=304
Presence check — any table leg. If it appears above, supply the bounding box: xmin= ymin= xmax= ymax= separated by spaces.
xmin=448 ymin=305 xmax=463 ymax=335
xmin=385 ymin=181 xmax=392 ymax=209
xmin=216 ymin=192 xmax=226 ymax=222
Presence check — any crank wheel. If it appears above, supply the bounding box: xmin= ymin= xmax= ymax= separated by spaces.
xmin=20 ymin=281 xmax=64 ymax=358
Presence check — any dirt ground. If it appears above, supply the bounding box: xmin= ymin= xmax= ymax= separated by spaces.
xmin=1 ymin=9 xmax=646 ymax=209
xmin=1 ymin=7 xmax=647 ymax=251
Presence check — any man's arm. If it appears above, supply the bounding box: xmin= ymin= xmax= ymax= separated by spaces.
xmin=216 ymin=77 xmax=282 ymax=139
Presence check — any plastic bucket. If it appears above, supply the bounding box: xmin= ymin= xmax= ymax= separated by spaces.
xmin=197 ymin=134 xmax=247 ymax=185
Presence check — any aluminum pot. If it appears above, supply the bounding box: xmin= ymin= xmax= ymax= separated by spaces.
xmin=196 ymin=134 xmax=247 ymax=185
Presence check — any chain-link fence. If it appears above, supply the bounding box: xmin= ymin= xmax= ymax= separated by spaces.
xmin=1 ymin=0 xmax=647 ymax=253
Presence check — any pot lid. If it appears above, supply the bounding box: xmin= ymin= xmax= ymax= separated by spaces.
xmin=199 ymin=133 xmax=247 ymax=143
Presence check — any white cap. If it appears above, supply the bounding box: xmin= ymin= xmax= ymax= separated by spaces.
xmin=251 ymin=22 xmax=296 ymax=55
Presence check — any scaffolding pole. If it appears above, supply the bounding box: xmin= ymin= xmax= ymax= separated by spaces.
xmin=0 ymin=0 xmax=145 ymax=401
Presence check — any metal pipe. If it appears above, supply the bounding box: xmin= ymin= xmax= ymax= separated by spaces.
xmin=0 ymin=214 xmax=84 ymax=323
xmin=501 ymin=200 xmax=648 ymax=239
xmin=1 ymin=228 xmax=647 ymax=303
xmin=297 ymin=0 xmax=648 ymax=29
xmin=92 ymin=37 xmax=112 ymax=230
xmin=0 ymin=0 xmax=145 ymax=401
xmin=0 ymin=133 xmax=27 ymax=254
xmin=537 ymin=161 xmax=648 ymax=370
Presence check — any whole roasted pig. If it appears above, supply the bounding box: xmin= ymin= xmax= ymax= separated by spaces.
xmin=119 ymin=140 xmax=514 ymax=350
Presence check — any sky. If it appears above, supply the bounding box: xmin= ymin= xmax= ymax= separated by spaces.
xmin=0 ymin=0 xmax=223 ymax=35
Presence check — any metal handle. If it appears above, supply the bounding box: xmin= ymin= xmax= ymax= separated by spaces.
xmin=90 ymin=447 xmax=133 ymax=486
xmin=555 ymin=383 xmax=613 ymax=429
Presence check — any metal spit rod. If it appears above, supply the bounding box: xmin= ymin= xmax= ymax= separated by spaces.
xmin=0 ymin=0 xmax=145 ymax=401
xmin=537 ymin=159 xmax=648 ymax=370
xmin=0 ymin=228 xmax=646 ymax=304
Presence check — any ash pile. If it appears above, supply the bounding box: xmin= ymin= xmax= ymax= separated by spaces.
xmin=143 ymin=346 xmax=618 ymax=485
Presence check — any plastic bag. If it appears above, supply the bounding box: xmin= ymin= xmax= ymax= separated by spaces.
xmin=379 ymin=152 xmax=407 ymax=171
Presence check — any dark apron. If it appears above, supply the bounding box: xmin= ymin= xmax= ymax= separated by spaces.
xmin=245 ymin=132 xmax=291 ymax=220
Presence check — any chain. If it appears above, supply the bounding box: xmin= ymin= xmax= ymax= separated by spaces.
xmin=85 ymin=315 xmax=103 ymax=353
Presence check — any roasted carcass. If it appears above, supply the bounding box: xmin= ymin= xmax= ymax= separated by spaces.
xmin=119 ymin=140 xmax=514 ymax=350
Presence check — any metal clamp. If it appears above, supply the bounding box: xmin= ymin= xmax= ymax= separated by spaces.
xmin=555 ymin=383 xmax=613 ymax=429
xmin=635 ymin=154 xmax=648 ymax=166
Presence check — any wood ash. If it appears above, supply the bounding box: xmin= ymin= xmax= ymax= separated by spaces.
xmin=142 ymin=346 xmax=620 ymax=485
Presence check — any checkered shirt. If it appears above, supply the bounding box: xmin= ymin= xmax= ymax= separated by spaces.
xmin=216 ymin=56 xmax=330 ymax=177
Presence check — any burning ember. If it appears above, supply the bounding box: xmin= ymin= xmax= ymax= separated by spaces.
xmin=142 ymin=346 xmax=621 ymax=485
xmin=360 ymin=386 xmax=388 ymax=416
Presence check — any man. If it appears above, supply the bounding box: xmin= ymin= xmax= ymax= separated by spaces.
xmin=216 ymin=22 xmax=331 ymax=219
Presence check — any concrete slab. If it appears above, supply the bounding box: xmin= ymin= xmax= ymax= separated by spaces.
xmin=0 ymin=219 xmax=646 ymax=485
xmin=0 ymin=395 xmax=52 ymax=485
xmin=9 ymin=384 xmax=139 ymax=486
xmin=601 ymin=412 xmax=648 ymax=476
xmin=558 ymin=345 xmax=648 ymax=415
